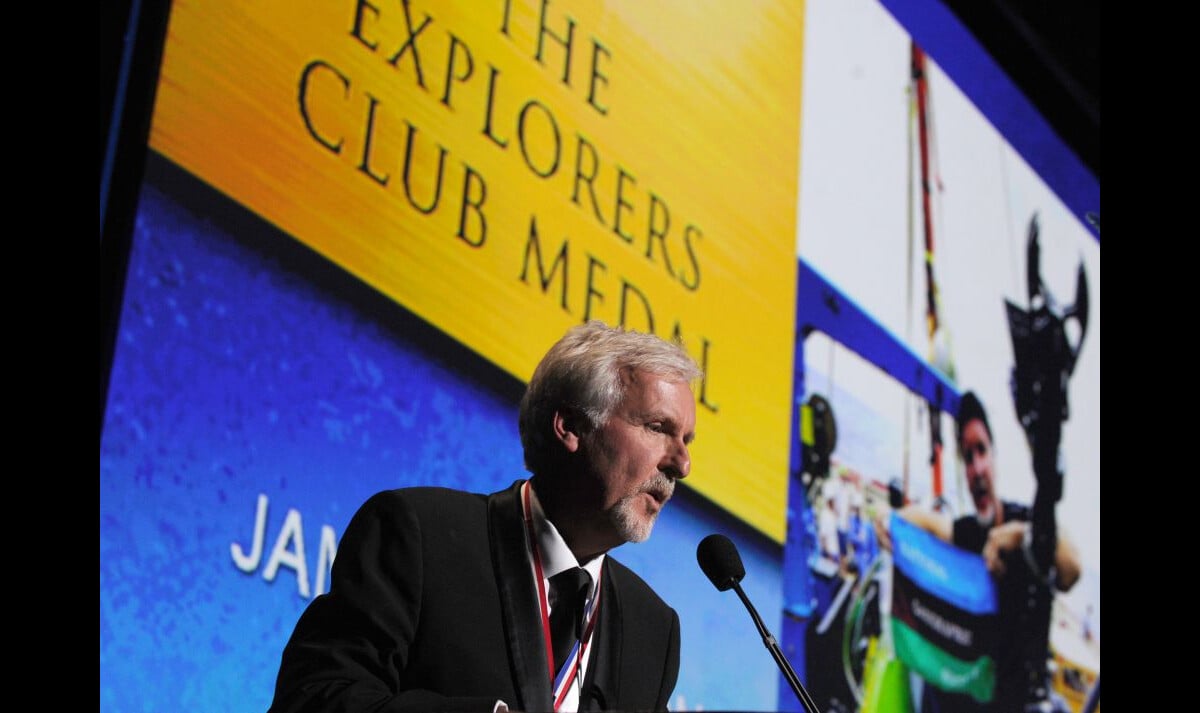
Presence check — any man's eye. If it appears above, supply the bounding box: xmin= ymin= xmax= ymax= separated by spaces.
xmin=647 ymin=422 xmax=664 ymax=433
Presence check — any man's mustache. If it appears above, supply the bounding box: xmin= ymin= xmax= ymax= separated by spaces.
xmin=642 ymin=473 xmax=676 ymax=503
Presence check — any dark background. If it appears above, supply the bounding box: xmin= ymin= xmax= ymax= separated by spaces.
xmin=940 ymin=0 xmax=1100 ymax=180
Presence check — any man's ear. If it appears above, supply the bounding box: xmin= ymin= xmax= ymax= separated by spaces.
xmin=552 ymin=408 xmax=583 ymax=453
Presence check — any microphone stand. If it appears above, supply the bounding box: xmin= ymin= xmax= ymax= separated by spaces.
xmin=731 ymin=581 xmax=821 ymax=713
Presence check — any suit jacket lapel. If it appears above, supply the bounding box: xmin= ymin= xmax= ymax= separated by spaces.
xmin=488 ymin=481 xmax=553 ymax=712
xmin=581 ymin=557 xmax=623 ymax=711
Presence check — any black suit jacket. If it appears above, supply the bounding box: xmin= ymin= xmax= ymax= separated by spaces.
xmin=268 ymin=481 xmax=680 ymax=713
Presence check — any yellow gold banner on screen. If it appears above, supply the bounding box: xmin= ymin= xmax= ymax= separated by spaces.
xmin=150 ymin=0 xmax=806 ymax=543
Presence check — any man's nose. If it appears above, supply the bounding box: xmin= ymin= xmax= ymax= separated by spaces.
xmin=965 ymin=450 xmax=983 ymax=470
xmin=662 ymin=438 xmax=691 ymax=480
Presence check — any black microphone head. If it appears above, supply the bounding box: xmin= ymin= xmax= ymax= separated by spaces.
xmin=697 ymin=534 xmax=745 ymax=591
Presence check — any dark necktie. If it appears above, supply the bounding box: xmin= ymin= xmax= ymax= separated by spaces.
xmin=548 ymin=567 xmax=592 ymax=674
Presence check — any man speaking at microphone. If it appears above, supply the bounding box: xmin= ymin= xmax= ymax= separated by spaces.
xmin=268 ymin=321 xmax=699 ymax=713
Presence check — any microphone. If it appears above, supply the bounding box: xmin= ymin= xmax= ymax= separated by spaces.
xmin=697 ymin=532 xmax=745 ymax=590
xmin=697 ymin=534 xmax=821 ymax=713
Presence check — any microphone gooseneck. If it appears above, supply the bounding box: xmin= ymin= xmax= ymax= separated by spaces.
xmin=696 ymin=534 xmax=822 ymax=713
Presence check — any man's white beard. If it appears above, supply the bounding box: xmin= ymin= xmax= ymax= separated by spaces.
xmin=611 ymin=497 xmax=657 ymax=543
xmin=609 ymin=474 xmax=675 ymax=543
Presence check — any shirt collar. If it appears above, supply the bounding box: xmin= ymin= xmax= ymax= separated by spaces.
xmin=527 ymin=482 xmax=605 ymax=598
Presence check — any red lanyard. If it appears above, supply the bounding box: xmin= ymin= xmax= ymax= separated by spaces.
xmin=522 ymin=482 xmax=603 ymax=709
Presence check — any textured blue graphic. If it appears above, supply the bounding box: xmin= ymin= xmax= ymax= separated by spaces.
xmin=100 ymin=163 xmax=784 ymax=712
